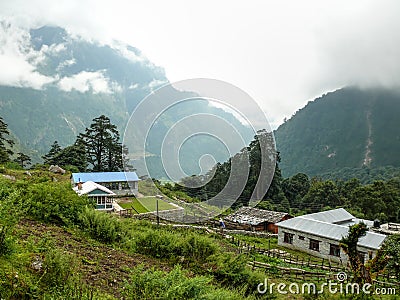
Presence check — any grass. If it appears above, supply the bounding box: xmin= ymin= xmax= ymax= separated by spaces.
xmin=119 ymin=199 xmax=148 ymax=213
xmin=138 ymin=196 xmax=177 ymax=211
xmin=119 ymin=197 xmax=177 ymax=213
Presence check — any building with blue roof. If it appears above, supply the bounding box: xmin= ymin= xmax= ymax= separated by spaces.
xmin=71 ymin=172 xmax=139 ymax=196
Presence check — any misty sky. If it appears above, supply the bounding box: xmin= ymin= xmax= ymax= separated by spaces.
xmin=1 ymin=0 xmax=400 ymax=128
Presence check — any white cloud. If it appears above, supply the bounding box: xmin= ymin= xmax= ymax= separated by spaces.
xmin=0 ymin=20 xmax=55 ymax=89
xmin=58 ymin=70 xmax=119 ymax=94
xmin=148 ymin=79 xmax=168 ymax=90
xmin=128 ymin=83 xmax=139 ymax=90
xmin=56 ymin=58 xmax=76 ymax=71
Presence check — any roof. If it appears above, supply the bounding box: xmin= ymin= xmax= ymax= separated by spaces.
xmin=225 ymin=207 xmax=290 ymax=225
xmin=302 ymin=208 xmax=354 ymax=224
xmin=278 ymin=216 xmax=386 ymax=250
xmin=339 ymin=218 xmax=374 ymax=228
xmin=73 ymin=181 xmax=116 ymax=196
xmin=71 ymin=172 xmax=139 ymax=183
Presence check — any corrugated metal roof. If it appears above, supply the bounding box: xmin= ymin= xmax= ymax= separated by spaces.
xmin=71 ymin=172 xmax=139 ymax=183
xmin=339 ymin=218 xmax=374 ymax=228
xmin=73 ymin=181 xmax=116 ymax=196
xmin=303 ymin=208 xmax=354 ymax=224
xmin=278 ymin=217 xmax=386 ymax=250
xmin=225 ymin=207 xmax=289 ymax=225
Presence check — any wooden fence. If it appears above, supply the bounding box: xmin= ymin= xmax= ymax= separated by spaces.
xmin=230 ymin=235 xmax=345 ymax=272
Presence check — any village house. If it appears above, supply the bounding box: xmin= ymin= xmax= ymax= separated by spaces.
xmin=71 ymin=172 xmax=139 ymax=196
xmin=225 ymin=206 xmax=292 ymax=233
xmin=73 ymin=181 xmax=116 ymax=210
xmin=277 ymin=208 xmax=387 ymax=263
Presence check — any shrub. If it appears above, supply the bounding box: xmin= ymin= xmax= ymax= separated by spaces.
xmin=123 ymin=265 xmax=252 ymax=300
xmin=206 ymin=252 xmax=266 ymax=296
xmin=25 ymin=182 xmax=93 ymax=225
xmin=41 ymin=249 xmax=75 ymax=287
xmin=78 ymin=206 xmax=124 ymax=243
xmin=129 ymin=227 xmax=218 ymax=263
xmin=0 ymin=189 xmax=22 ymax=256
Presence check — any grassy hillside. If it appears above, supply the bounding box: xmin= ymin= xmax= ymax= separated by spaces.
xmin=0 ymin=168 xmax=264 ymax=299
xmin=1 ymin=167 xmax=399 ymax=299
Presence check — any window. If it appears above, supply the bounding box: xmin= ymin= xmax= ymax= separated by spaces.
xmin=299 ymin=236 xmax=305 ymax=240
xmin=330 ymin=244 xmax=340 ymax=257
xmin=283 ymin=232 xmax=294 ymax=244
xmin=309 ymin=239 xmax=320 ymax=251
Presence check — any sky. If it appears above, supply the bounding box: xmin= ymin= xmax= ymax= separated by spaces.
xmin=1 ymin=0 xmax=400 ymax=128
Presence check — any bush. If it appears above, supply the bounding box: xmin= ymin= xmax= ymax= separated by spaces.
xmin=25 ymin=182 xmax=93 ymax=225
xmin=41 ymin=249 xmax=75 ymax=287
xmin=78 ymin=206 xmax=124 ymax=243
xmin=0 ymin=189 xmax=22 ymax=256
xmin=123 ymin=265 xmax=252 ymax=300
xmin=206 ymin=252 xmax=266 ymax=296
xmin=129 ymin=227 xmax=218 ymax=263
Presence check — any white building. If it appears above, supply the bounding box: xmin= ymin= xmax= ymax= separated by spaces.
xmin=277 ymin=208 xmax=387 ymax=263
xmin=71 ymin=172 xmax=140 ymax=196
xmin=73 ymin=181 xmax=116 ymax=211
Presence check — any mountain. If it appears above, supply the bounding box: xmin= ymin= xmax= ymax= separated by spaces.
xmin=274 ymin=87 xmax=400 ymax=179
xmin=0 ymin=24 xmax=253 ymax=177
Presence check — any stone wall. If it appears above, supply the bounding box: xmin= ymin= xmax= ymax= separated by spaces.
xmin=277 ymin=227 xmax=377 ymax=264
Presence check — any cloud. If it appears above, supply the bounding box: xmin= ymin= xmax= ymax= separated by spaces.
xmin=311 ymin=0 xmax=400 ymax=92
xmin=0 ymin=20 xmax=55 ymax=89
xmin=57 ymin=70 xmax=119 ymax=94
xmin=148 ymin=79 xmax=168 ymax=90
xmin=56 ymin=58 xmax=76 ymax=71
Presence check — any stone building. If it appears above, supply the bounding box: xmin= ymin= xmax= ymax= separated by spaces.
xmin=277 ymin=208 xmax=387 ymax=263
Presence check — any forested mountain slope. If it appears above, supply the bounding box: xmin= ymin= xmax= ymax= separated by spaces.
xmin=275 ymin=87 xmax=400 ymax=178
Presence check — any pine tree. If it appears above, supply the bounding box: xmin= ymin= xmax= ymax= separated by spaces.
xmin=77 ymin=115 xmax=127 ymax=172
xmin=42 ymin=141 xmax=62 ymax=165
xmin=56 ymin=141 xmax=87 ymax=172
xmin=0 ymin=117 xmax=14 ymax=163
xmin=14 ymin=152 xmax=31 ymax=168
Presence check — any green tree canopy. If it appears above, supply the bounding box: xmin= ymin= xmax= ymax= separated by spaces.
xmin=0 ymin=117 xmax=14 ymax=163
xmin=77 ymin=115 xmax=126 ymax=172
xmin=42 ymin=141 xmax=62 ymax=165
xmin=14 ymin=152 xmax=31 ymax=168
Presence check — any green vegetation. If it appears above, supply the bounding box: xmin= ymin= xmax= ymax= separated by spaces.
xmin=0 ymin=166 xmax=270 ymax=299
xmin=275 ymin=87 xmax=400 ymax=179
xmin=119 ymin=197 xmax=176 ymax=213
xmin=138 ymin=196 xmax=177 ymax=211
xmin=118 ymin=198 xmax=149 ymax=213
xmin=42 ymin=115 xmax=130 ymax=172
xmin=122 ymin=265 xmax=255 ymax=300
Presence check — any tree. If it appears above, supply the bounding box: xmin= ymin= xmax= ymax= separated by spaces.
xmin=382 ymin=235 xmax=400 ymax=280
xmin=42 ymin=141 xmax=62 ymax=165
xmin=282 ymin=173 xmax=310 ymax=207
xmin=340 ymin=223 xmax=388 ymax=284
xmin=302 ymin=179 xmax=342 ymax=212
xmin=14 ymin=152 xmax=31 ymax=168
xmin=77 ymin=115 xmax=125 ymax=172
xmin=0 ymin=117 xmax=14 ymax=163
xmin=56 ymin=141 xmax=87 ymax=172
